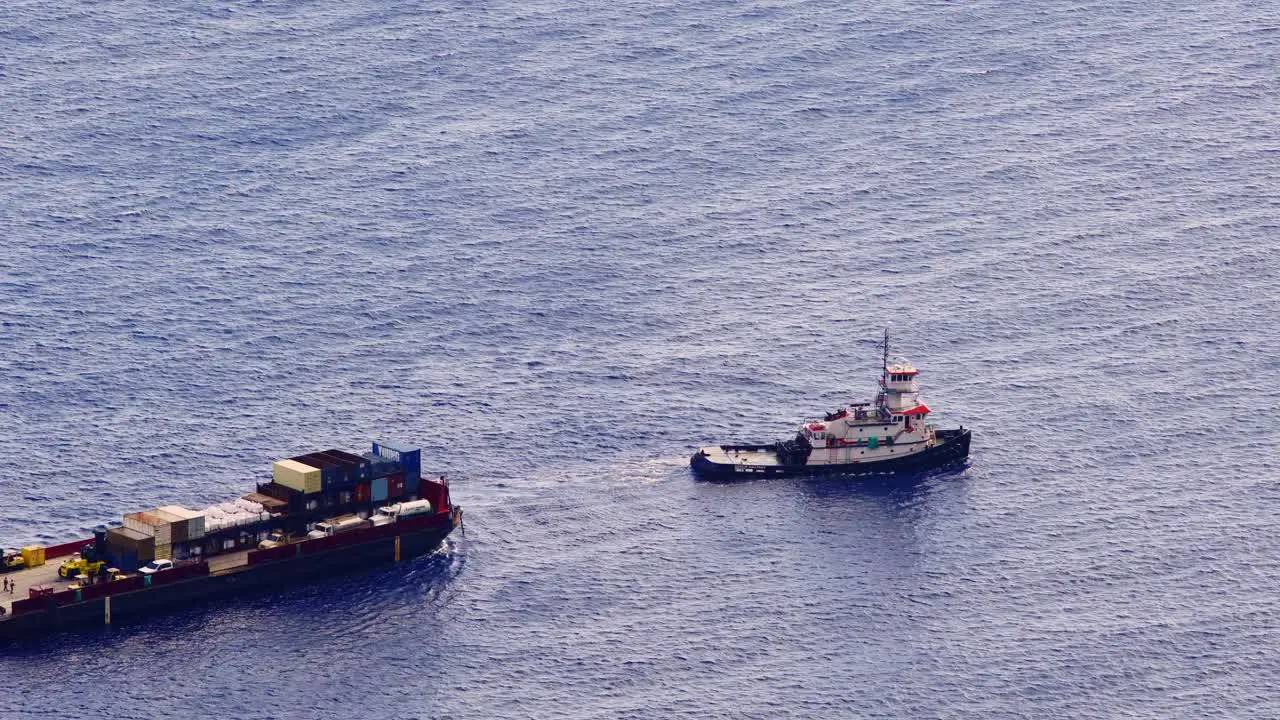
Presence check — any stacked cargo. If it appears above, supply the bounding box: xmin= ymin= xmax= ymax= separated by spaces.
xmin=105 ymin=527 xmax=155 ymax=570
xmin=158 ymin=506 xmax=206 ymax=541
xmin=124 ymin=510 xmax=172 ymax=558
xmin=289 ymin=449 xmax=372 ymax=491
xmin=372 ymin=440 xmax=420 ymax=481
xmin=250 ymin=442 xmax=428 ymax=535
xmin=202 ymin=499 xmax=270 ymax=533
xmin=372 ymin=440 xmax=421 ymax=497
xmin=362 ymin=452 xmax=401 ymax=480
xmin=122 ymin=506 xmax=206 ymax=560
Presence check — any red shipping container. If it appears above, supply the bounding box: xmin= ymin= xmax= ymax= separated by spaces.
xmin=389 ymin=474 xmax=405 ymax=498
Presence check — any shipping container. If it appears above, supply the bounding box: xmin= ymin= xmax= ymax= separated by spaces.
xmin=121 ymin=512 xmax=153 ymax=537
xmin=389 ymin=473 xmax=405 ymax=498
xmin=20 ymin=545 xmax=45 ymax=568
xmin=303 ymin=449 xmax=370 ymax=488
xmin=110 ymin=550 xmax=140 ymax=573
xmin=255 ymin=482 xmax=298 ymax=502
xmin=151 ymin=508 xmax=187 ymax=542
xmin=106 ymin=526 xmax=155 ymax=565
xmin=290 ymin=453 xmax=345 ymax=489
xmin=362 ymin=452 xmax=402 ymax=479
xmin=158 ymin=505 xmax=207 ymax=540
xmin=371 ymin=476 xmax=389 ymax=503
xmin=319 ymin=449 xmax=373 ymax=483
xmin=372 ymin=440 xmax=421 ymax=482
xmin=273 ymin=459 xmax=323 ymax=493
xmin=123 ymin=510 xmax=175 ymax=544
xmin=144 ymin=511 xmax=169 ymax=541
xmin=106 ymin=526 xmax=149 ymax=546
xmin=154 ymin=543 xmax=172 ymax=560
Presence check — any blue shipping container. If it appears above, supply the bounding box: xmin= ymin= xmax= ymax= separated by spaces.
xmin=372 ymin=476 xmax=389 ymax=503
xmin=110 ymin=550 xmax=139 ymax=573
xmin=363 ymin=453 xmax=400 ymax=479
xmin=373 ymin=440 xmax=421 ymax=482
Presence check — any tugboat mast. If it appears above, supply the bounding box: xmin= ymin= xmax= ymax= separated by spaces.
xmin=877 ymin=328 xmax=890 ymax=413
xmin=881 ymin=328 xmax=889 ymax=388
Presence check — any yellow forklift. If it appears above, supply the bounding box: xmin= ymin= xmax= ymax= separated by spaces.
xmin=57 ymin=542 xmax=107 ymax=580
xmin=1 ymin=550 xmax=25 ymax=573
xmin=58 ymin=555 xmax=106 ymax=580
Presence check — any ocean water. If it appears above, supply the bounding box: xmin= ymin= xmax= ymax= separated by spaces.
xmin=2 ymin=0 xmax=1279 ymax=716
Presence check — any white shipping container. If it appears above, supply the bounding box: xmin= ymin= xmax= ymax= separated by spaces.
xmin=151 ymin=508 xmax=184 ymax=542
xmin=159 ymin=505 xmax=207 ymax=540
xmin=124 ymin=510 xmax=173 ymax=543
xmin=155 ymin=506 xmax=186 ymax=520
xmin=123 ymin=512 xmax=158 ymax=537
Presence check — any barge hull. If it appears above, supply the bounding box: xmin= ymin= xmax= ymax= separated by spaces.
xmin=0 ymin=519 xmax=456 ymax=642
xmin=692 ymin=428 xmax=971 ymax=480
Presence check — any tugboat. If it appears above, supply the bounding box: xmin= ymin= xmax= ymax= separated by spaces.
xmin=691 ymin=332 xmax=971 ymax=479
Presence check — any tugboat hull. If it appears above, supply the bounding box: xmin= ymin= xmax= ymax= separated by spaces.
xmin=691 ymin=428 xmax=971 ymax=480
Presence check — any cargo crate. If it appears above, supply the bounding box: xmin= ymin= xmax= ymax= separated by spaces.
xmin=20 ymin=545 xmax=45 ymax=568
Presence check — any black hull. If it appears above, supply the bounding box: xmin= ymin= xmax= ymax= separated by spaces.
xmin=0 ymin=521 xmax=456 ymax=643
xmin=691 ymin=428 xmax=971 ymax=480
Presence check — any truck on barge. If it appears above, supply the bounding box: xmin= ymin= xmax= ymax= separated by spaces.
xmin=691 ymin=334 xmax=971 ymax=479
xmin=0 ymin=440 xmax=461 ymax=642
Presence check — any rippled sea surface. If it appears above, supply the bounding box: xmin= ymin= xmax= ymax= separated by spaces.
xmin=2 ymin=0 xmax=1279 ymax=716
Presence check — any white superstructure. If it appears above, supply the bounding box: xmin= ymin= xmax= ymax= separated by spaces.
xmin=795 ymin=353 xmax=936 ymax=466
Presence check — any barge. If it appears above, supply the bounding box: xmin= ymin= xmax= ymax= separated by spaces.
xmin=0 ymin=440 xmax=461 ymax=642
xmin=691 ymin=333 xmax=971 ymax=479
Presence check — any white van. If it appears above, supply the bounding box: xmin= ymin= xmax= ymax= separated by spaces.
xmin=306 ymin=515 xmax=370 ymax=539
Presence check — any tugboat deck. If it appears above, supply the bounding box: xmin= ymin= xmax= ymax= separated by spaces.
xmin=703 ymin=446 xmax=782 ymax=467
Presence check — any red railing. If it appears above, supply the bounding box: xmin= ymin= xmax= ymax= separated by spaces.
xmin=7 ymin=564 xmax=208 ymax=616
xmin=245 ymin=510 xmax=451 ymax=566
xmin=149 ymin=561 xmax=209 ymax=586
xmin=44 ymin=538 xmax=93 ymax=560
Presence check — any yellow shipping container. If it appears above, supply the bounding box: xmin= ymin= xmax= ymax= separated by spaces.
xmin=154 ymin=543 xmax=172 ymax=560
xmin=273 ymin=459 xmax=322 ymax=493
xmin=21 ymin=545 xmax=46 ymax=568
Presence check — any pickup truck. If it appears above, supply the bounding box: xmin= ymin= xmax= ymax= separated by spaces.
xmin=257 ymin=530 xmax=289 ymax=550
